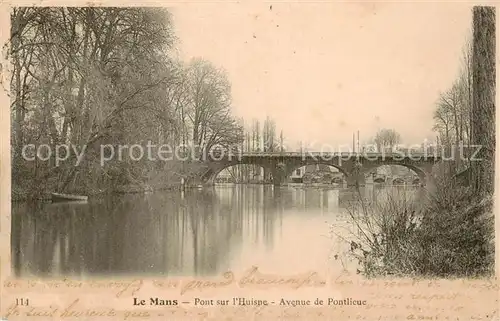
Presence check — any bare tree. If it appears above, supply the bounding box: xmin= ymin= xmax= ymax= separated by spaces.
xmin=184 ymin=58 xmax=243 ymax=158
xmin=373 ymin=129 xmax=401 ymax=152
xmin=279 ymin=130 xmax=285 ymax=153
xmin=10 ymin=8 xmax=246 ymax=197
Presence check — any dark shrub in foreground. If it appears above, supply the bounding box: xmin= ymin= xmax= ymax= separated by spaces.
xmin=346 ymin=178 xmax=494 ymax=278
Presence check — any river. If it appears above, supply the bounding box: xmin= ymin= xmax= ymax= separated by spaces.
xmin=11 ymin=185 xmax=422 ymax=278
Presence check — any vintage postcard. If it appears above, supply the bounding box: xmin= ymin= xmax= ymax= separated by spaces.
xmin=0 ymin=2 xmax=498 ymax=320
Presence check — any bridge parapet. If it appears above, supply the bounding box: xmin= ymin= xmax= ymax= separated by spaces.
xmin=209 ymin=145 xmax=479 ymax=161
xmin=208 ymin=151 xmax=442 ymax=160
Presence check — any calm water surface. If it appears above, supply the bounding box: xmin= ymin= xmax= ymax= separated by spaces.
xmin=11 ymin=185 xmax=422 ymax=278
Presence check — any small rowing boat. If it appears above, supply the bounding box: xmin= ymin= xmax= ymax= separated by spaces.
xmin=51 ymin=193 xmax=88 ymax=202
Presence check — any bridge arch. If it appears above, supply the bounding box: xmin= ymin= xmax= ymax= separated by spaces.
xmin=392 ymin=177 xmax=405 ymax=185
xmin=287 ymin=160 xmax=349 ymax=176
xmin=286 ymin=162 xmax=349 ymax=184
xmin=373 ymin=176 xmax=386 ymax=183
xmin=363 ymin=163 xmax=427 ymax=186
xmin=202 ymin=162 xmax=274 ymax=185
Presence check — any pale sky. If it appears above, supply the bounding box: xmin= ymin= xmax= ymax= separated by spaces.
xmin=171 ymin=3 xmax=472 ymax=150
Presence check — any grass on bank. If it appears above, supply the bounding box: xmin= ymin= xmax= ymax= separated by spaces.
xmin=343 ymin=176 xmax=494 ymax=278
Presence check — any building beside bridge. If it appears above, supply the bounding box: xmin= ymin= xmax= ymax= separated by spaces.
xmin=290 ymin=164 xmax=344 ymax=183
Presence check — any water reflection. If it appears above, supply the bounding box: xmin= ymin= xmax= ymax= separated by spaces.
xmin=11 ymin=185 xmax=422 ymax=278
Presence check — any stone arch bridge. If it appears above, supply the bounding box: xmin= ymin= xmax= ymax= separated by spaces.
xmin=201 ymin=152 xmax=441 ymax=186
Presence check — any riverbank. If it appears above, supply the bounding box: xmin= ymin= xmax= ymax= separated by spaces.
xmin=344 ymin=178 xmax=494 ymax=278
xmin=11 ymin=182 xmax=205 ymax=202
xmin=11 ymin=159 xmax=210 ymax=202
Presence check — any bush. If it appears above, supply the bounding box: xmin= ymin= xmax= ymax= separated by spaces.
xmin=345 ymin=178 xmax=494 ymax=278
